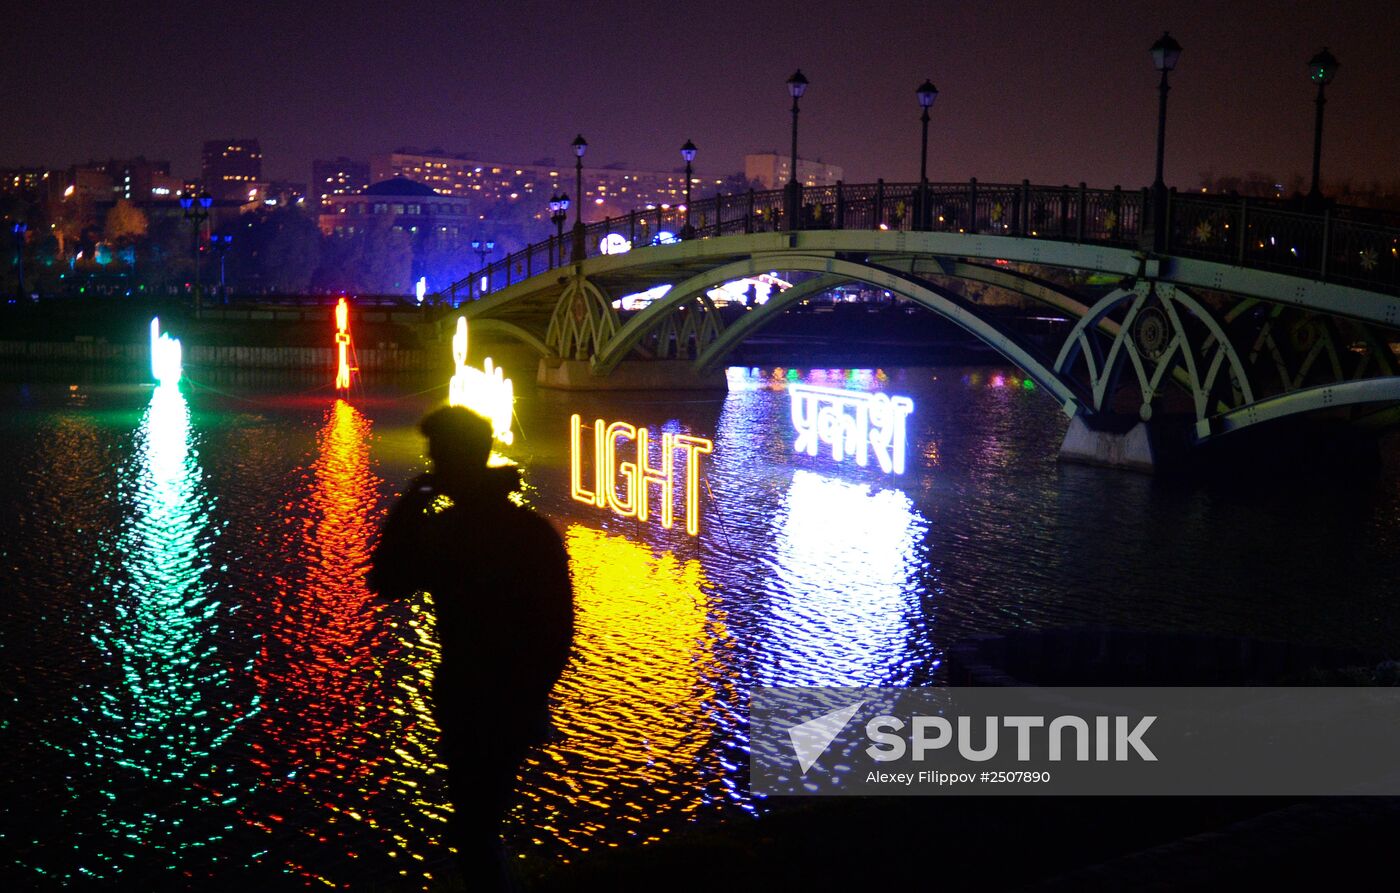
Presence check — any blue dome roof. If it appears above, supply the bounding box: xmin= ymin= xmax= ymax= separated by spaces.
xmin=362 ymin=176 xmax=440 ymax=197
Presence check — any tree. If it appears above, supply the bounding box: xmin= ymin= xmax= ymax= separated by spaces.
xmin=259 ymin=206 xmax=322 ymax=293
xmin=359 ymin=217 xmax=413 ymax=294
xmin=103 ymin=199 xmax=148 ymax=245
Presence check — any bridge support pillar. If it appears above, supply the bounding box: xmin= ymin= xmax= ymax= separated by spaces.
xmin=1058 ymin=415 xmax=1156 ymax=473
xmin=537 ymin=357 xmax=728 ymax=391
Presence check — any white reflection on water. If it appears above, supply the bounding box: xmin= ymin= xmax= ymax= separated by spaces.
xmin=760 ymin=469 xmax=930 ymax=686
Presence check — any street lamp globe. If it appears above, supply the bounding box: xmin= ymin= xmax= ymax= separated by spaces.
xmin=680 ymin=140 xmax=697 ymax=163
xmin=471 ymin=239 xmax=482 ymax=250
xmin=485 ymin=240 xmax=495 ymax=251
xmin=197 ymin=191 xmax=213 ymax=210
xmin=572 ymin=134 xmax=588 ymax=158
xmin=787 ymin=69 xmax=809 ymax=99
xmin=917 ymin=79 xmax=939 ymax=109
xmin=178 ymin=194 xmax=194 ymax=211
xmin=557 ymin=193 xmax=570 ymax=214
xmin=1150 ymin=32 xmax=1182 ymax=72
xmin=1308 ymin=47 xmax=1339 ymax=85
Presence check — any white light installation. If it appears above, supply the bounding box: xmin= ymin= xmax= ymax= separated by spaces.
xmin=614 ymin=283 xmax=672 ymax=311
xmin=599 ymin=233 xmax=632 ymax=255
xmin=788 ymin=383 xmax=914 ymax=474
xmin=149 ymin=317 xmax=182 ymax=385
xmin=447 ymin=317 xmax=515 ymax=445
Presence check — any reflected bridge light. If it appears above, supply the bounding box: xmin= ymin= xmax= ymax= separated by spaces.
xmin=570 ymin=414 xmax=712 ymax=536
xmin=447 ymin=317 xmax=514 ymax=445
xmin=334 ymin=297 xmax=353 ymax=390
xmin=789 ymin=382 xmax=914 ymax=474
xmin=149 ymin=317 xmax=182 ymax=385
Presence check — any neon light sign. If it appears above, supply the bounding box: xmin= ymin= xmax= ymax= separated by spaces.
xmin=788 ymin=383 xmax=914 ymax=474
xmin=149 ymin=317 xmax=182 ymax=385
xmin=569 ymin=414 xmax=713 ymax=536
xmin=447 ymin=317 xmax=515 ymax=445
xmin=334 ymin=297 xmax=353 ymax=390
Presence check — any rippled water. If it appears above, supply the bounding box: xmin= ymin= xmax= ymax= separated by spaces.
xmin=2 ymin=365 xmax=1399 ymax=888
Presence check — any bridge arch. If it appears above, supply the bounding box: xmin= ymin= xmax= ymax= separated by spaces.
xmin=592 ymin=253 xmax=1087 ymax=416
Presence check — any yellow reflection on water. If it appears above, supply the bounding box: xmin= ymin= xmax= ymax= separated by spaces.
xmin=514 ymin=524 xmax=727 ymax=855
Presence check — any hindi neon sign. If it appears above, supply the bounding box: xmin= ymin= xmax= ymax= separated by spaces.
xmin=569 ymin=414 xmax=713 ymax=536
xmin=447 ymin=317 xmax=515 ymax=445
xmin=789 ymin=383 xmax=914 ymax=474
xmin=334 ymin=297 xmax=353 ymax=390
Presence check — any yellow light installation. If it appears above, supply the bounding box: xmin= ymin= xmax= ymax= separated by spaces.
xmin=569 ymin=414 xmax=713 ymax=536
xmin=446 ymin=316 xmax=514 ymax=445
xmin=149 ymin=317 xmax=182 ymax=385
xmin=334 ymin=297 xmax=352 ymax=390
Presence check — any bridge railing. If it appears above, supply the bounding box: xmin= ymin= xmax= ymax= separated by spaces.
xmin=440 ymin=182 xmax=1400 ymax=304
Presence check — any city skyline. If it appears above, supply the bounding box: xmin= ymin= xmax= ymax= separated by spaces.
xmin=5 ymin=1 xmax=1399 ymax=192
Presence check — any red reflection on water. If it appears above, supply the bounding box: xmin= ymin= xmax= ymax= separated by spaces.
xmin=237 ymin=399 xmax=447 ymax=886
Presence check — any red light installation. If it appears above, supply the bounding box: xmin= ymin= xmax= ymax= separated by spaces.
xmin=334 ymin=297 xmax=353 ymax=390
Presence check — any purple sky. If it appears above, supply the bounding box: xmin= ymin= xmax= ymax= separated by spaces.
xmin=4 ymin=0 xmax=1398 ymax=191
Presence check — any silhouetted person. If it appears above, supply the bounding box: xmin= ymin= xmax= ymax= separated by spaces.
xmin=369 ymin=407 xmax=573 ymax=888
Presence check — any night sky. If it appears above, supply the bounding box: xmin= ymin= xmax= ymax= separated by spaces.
xmin=4 ymin=0 xmax=1398 ymax=190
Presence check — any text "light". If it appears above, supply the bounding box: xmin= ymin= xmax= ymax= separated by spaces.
xmin=569 ymin=415 xmax=712 ymax=536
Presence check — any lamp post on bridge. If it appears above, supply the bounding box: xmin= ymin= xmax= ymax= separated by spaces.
xmin=785 ymin=69 xmax=808 ymax=231
xmin=470 ymin=238 xmax=495 ymax=268
xmin=178 ymin=190 xmax=213 ymax=317
xmin=680 ymin=140 xmax=697 ymax=239
xmin=571 ymin=134 xmax=588 ymax=262
xmin=916 ymin=79 xmax=938 ymax=231
xmin=549 ymin=192 xmax=569 ymax=243
xmin=1149 ymin=31 xmax=1182 ymax=251
xmin=211 ymin=232 xmax=232 ymax=303
xmin=12 ymin=221 xmax=27 ymax=300
xmin=1306 ymin=47 xmax=1339 ymax=207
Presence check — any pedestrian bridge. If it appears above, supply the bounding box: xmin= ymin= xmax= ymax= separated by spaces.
xmin=437 ymin=181 xmax=1400 ymax=467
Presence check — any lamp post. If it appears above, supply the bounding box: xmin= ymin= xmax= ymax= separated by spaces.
xmin=470 ymin=238 xmax=496 ymax=267
xmin=916 ymin=79 xmax=938 ymax=230
xmin=1306 ymin=47 xmax=1339 ymax=205
xmin=12 ymin=221 xmax=26 ymax=299
xmin=211 ymin=233 xmax=232 ymax=303
xmin=680 ymin=140 xmax=697 ymax=238
xmin=549 ymin=192 xmax=570 ymax=243
xmin=571 ymin=134 xmax=588 ymax=262
xmin=785 ymin=69 xmax=808 ymax=230
xmin=178 ymin=190 xmax=213 ymax=315
xmin=1148 ymin=32 xmax=1182 ymax=250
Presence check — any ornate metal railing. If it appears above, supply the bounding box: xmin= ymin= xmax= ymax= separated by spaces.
xmin=440 ymin=181 xmax=1400 ymax=303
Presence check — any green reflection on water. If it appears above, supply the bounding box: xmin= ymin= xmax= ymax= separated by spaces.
xmin=70 ymin=382 xmax=244 ymax=880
